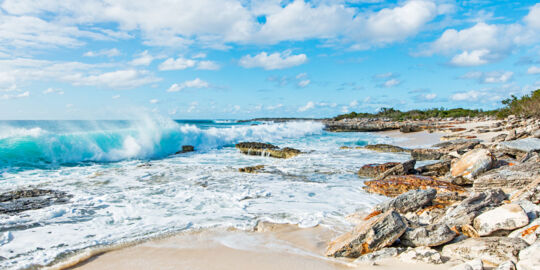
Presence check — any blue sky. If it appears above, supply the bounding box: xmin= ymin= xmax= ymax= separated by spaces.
xmin=1 ymin=0 xmax=540 ymax=120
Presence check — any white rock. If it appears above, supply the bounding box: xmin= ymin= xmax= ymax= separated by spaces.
xmin=399 ymin=247 xmax=443 ymax=264
xmin=516 ymin=241 xmax=540 ymax=270
xmin=442 ymin=237 xmax=528 ymax=266
xmin=509 ymin=218 xmax=540 ymax=245
xmin=473 ymin=204 xmax=529 ymax=236
xmin=496 ymin=261 xmax=516 ymax=270
xmin=451 ymin=149 xmax=495 ymax=180
xmin=449 ymin=259 xmax=483 ymax=270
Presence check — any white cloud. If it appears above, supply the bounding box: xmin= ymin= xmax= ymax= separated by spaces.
xmin=196 ymin=60 xmax=220 ymax=70
xmin=43 ymin=88 xmax=64 ymax=95
xmin=66 ymin=69 xmax=160 ymax=89
xmin=149 ymin=99 xmax=159 ymax=104
xmin=192 ymin=53 xmax=207 ymax=59
xmin=297 ymin=79 xmax=310 ymax=87
xmin=159 ymin=57 xmax=197 ymax=71
xmin=524 ymin=3 xmax=540 ymax=29
xmin=461 ymin=71 xmax=513 ymax=83
xmin=239 ymin=51 xmax=307 ymax=70
xmin=266 ymin=104 xmax=283 ymax=110
xmin=1 ymin=91 xmax=30 ymax=100
xmin=298 ymin=101 xmax=315 ymax=112
xmin=451 ymin=90 xmax=486 ymax=101
xmin=130 ymin=50 xmax=154 ymax=66
xmin=450 ymin=50 xmax=490 ymax=66
xmin=167 ymin=78 xmax=210 ymax=92
xmin=349 ymin=100 xmax=359 ymax=107
xmin=83 ymin=48 xmax=120 ymax=57
xmin=527 ymin=66 xmax=540 ymax=74
xmin=112 ymin=94 xmax=120 ymax=99
xmin=381 ymin=78 xmax=401 ymax=88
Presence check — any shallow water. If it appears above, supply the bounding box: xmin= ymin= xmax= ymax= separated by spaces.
xmin=0 ymin=117 xmax=419 ymax=269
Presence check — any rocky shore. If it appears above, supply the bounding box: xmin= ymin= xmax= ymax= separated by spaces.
xmin=326 ymin=115 xmax=540 ymax=270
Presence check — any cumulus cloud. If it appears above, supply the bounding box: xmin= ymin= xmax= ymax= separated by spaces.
xmin=43 ymin=88 xmax=64 ymax=95
xmin=167 ymin=78 xmax=210 ymax=92
xmin=239 ymin=51 xmax=307 ymax=70
xmin=159 ymin=57 xmax=197 ymax=71
xmin=83 ymin=48 xmax=120 ymax=57
xmin=451 ymin=90 xmax=488 ymax=101
xmin=0 ymin=91 xmax=30 ymax=100
xmin=196 ymin=60 xmax=220 ymax=70
xmin=298 ymin=101 xmax=315 ymax=112
xmin=65 ymin=69 xmax=160 ymax=89
xmin=130 ymin=50 xmax=154 ymax=66
xmin=461 ymin=71 xmax=513 ymax=83
xmin=380 ymin=78 xmax=401 ymax=88
xmin=297 ymin=79 xmax=310 ymax=87
xmin=450 ymin=50 xmax=490 ymax=66
xmin=149 ymin=99 xmax=159 ymax=104
xmin=527 ymin=66 xmax=540 ymax=74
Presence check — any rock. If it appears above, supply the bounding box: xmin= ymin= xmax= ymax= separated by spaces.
xmin=175 ymin=145 xmax=194 ymax=154
xmin=442 ymin=189 xmax=507 ymax=228
xmin=400 ymin=125 xmax=423 ymax=133
xmin=400 ymin=223 xmax=456 ymax=247
xmin=533 ymin=129 xmax=540 ymax=139
xmin=362 ymin=144 xmax=409 ymax=153
xmin=0 ymin=189 xmax=72 ymax=214
xmin=375 ymin=189 xmax=436 ymax=214
xmin=515 ymin=200 xmax=540 ymax=220
xmin=238 ymin=165 xmax=265 ymax=173
xmin=433 ymin=139 xmax=481 ymax=148
xmin=450 ymin=149 xmax=495 ymax=182
xmin=235 ymin=142 xmax=301 ymax=159
xmin=473 ymin=162 xmax=540 ymax=193
xmin=398 ymin=247 xmax=443 ymax=264
xmin=363 ymin=175 xmax=466 ymax=197
xmin=499 ymin=138 xmax=540 ymax=153
xmin=473 ymin=204 xmax=529 ymax=236
xmin=358 ymin=162 xmax=401 ymax=178
xmin=516 ymin=240 xmax=539 ymax=270
xmin=416 ymin=161 xmax=451 ymax=177
xmin=375 ymin=160 xmax=416 ymax=180
xmin=324 ymin=120 xmax=400 ymax=132
xmin=492 ymin=134 xmax=508 ymax=143
xmin=449 ymin=259 xmax=483 ymax=270
xmin=326 ymin=211 xmax=407 ymax=257
xmin=442 ymin=237 xmax=529 ymax=266
xmin=411 ymin=148 xmax=444 ymax=160
xmin=509 ymin=218 xmax=540 ymax=245
xmin=354 ymin=247 xmax=405 ymax=263
xmin=496 ymin=261 xmax=516 ymax=270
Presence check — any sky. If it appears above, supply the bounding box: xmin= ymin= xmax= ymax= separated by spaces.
xmin=1 ymin=0 xmax=540 ymax=120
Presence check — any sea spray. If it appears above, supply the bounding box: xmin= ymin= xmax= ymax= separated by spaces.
xmin=0 ymin=117 xmax=324 ymax=168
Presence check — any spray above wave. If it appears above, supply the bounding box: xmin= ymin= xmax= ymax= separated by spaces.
xmin=0 ymin=117 xmax=324 ymax=168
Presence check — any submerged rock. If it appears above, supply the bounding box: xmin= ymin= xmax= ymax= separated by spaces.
xmin=400 ymin=223 xmax=456 ymax=247
xmin=374 ymin=188 xmax=436 ymax=214
xmin=326 ymin=211 xmax=407 ymax=258
xmin=235 ymin=142 xmax=301 ymax=159
xmin=0 ymin=189 xmax=72 ymax=214
xmin=363 ymin=175 xmax=465 ymax=197
xmin=442 ymin=237 xmax=529 ymax=266
xmin=238 ymin=165 xmax=265 ymax=173
xmin=358 ymin=162 xmax=400 ymax=178
xmin=450 ymin=149 xmax=495 ymax=184
xmin=362 ymin=144 xmax=410 ymax=153
xmin=442 ymin=189 xmax=507 ymax=228
xmin=473 ymin=162 xmax=540 ymax=193
xmin=473 ymin=204 xmax=529 ymax=236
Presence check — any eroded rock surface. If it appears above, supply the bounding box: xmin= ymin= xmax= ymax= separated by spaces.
xmin=473 ymin=162 xmax=540 ymax=193
xmin=473 ymin=204 xmax=529 ymax=236
xmin=398 ymin=247 xmax=443 ymax=264
xmin=363 ymin=175 xmax=465 ymax=197
xmin=362 ymin=144 xmax=410 ymax=153
xmin=450 ymin=149 xmax=495 ymax=182
xmin=441 ymin=237 xmax=528 ymax=266
xmin=0 ymin=189 xmax=72 ymax=214
xmin=374 ymin=188 xmax=436 ymax=214
xmin=400 ymin=223 xmax=456 ymax=247
xmin=235 ymin=142 xmax=301 ymax=159
xmin=442 ymin=189 xmax=507 ymax=228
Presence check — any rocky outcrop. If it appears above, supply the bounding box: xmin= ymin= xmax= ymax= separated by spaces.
xmin=442 ymin=237 xmax=529 ymax=266
xmin=442 ymin=189 xmax=507 ymax=228
xmin=473 ymin=162 xmax=540 ymax=193
xmin=375 ymin=160 xmax=416 ymax=180
xmin=235 ymin=142 xmax=301 ymax=159
xmin=400 ymin=223 xmax=456 ymax=247
xmin=363 ymin=175 xmax=466 ymax=197
xmin=362 ymin=144 xmax=410 ymax=153
xmin=0 ymin=189 xmax=72 ymax=214
xmin=450 ymin=149 xmax=495 ymax=184
xmin=324 ymin=120 xmax=400 ymax=132
xmin=416 ymin=161 xmax=451 ymax=177
xmin=374 ymin=189 xmax=436 ymax=214
xmin=473 ymin=204 xmax=529 ymax=236
xmin=326 ymin=211 xmax=407 ymax=257
xmin=358 ymin=162 xmax=400 ymax=178
xmin=400 ymin=125 xmax=423 ymax=133
xmin=238 ymin=165 xmax=265 ymax=173
xmin=516 ymin=240 xmax=540 ymax=270
xmin=499 ymin=138 xmax=540 ymax=153
xmin=411 ymin=149 xmax=445 ymax=160
xmin=398 ymin=247 xmax=443 ymax=264
xmin=175 ymin=145 xmax=195 ymax=154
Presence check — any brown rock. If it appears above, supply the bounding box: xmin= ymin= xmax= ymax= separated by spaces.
xmin=411 ymin=149 xmax=445 ymax=160
xmin=450 ymin=149 xmax=495 ymax=184
xmin=235 ymin=142 xmax=301 ymax=159
xmin=363 ymin=175 xmax=466 ymax=197
xmin=416 ymin=161 xmax=451 ymax=177
xmin=363 ymin=144 xmax=410 ymax=153
xmin=326 ymin=211 xmax=407 ymax=257
xmin=238 ymin=165 xmax=265 ymax=173
xmin=358 ymin=162 xmax=400 ymax=178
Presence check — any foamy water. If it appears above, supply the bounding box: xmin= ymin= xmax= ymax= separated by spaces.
xmin=0 ymin=118 xmax=413 ymax=269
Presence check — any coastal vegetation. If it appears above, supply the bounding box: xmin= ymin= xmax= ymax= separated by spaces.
xmin=334 ymin=89 xmax=540 ymax=121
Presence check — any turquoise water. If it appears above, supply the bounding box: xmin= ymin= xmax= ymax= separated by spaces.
xmin=0 ymin=117 xmax=412 ymax=269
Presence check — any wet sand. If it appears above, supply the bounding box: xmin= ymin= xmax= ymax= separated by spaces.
xmin=62 ymin=224 xmax=452 ymax=270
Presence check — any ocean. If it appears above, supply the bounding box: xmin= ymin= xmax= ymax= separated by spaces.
xmin=0 ymin=116 xmax=414 ymax=269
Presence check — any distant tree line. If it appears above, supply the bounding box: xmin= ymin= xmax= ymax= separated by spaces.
xmin=333 ymin=89 xmax=540 ymax=121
